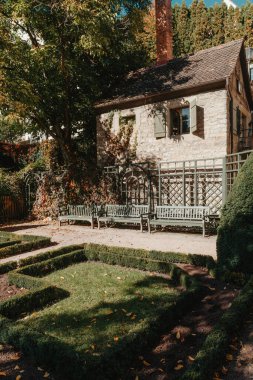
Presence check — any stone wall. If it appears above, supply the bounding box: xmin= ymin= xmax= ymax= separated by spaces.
xmin=97 ymin=89 xmax=228 ymax=166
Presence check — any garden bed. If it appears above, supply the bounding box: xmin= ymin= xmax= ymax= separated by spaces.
xmin=0 ymin=245 xmax=204 ymax=380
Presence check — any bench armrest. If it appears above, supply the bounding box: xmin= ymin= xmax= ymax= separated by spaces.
xmin=141 ymin=212 xmax=156 ymax=219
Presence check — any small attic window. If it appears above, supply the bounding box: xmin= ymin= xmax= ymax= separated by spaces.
xmin=236 ymin=79 xmax=242 ymax=94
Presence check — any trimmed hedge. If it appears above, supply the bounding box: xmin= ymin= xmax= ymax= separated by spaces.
xmin=19 ymin=244 xmax=85 ymax=267
xmin=0 ymin=261 xmax=17 ymax=275
xmin=19 ymin=249 xmax=87 ymax=277
xmin=0 ymin=245 xmax=205 ymax=380
xmin=217 ymin=152 xmax=253 ymax=274
xmin=0 ymin=240 xmax=21 ymax=249
xmin=181 ymin=275 xmax=253 ymax=380
xmin=0 ymin=285 xmax=69 ymax=320
xmin=0 ymin=231 xmax=51 ymax=259
xmin=84 ymin=243 xmax=216 ymax=270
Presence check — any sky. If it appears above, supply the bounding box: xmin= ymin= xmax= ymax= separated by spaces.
xmin=172 ymin=0 xmax=250 ymax=6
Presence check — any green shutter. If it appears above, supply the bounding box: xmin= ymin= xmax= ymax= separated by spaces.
xmin=154 ymin=111 xmax=166 ymax=138
xmin=190 ymin=99 xmax=197 ymax=133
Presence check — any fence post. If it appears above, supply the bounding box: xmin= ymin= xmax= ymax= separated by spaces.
xmin=222 ymin=156 xmax=227 ymax=205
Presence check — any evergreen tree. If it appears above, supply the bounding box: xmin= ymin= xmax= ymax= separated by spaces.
xmin=177 ymin=0 xmax=191 ymax=56
xmin=211 ymin=3 xmax=227 ymax=47
xmin=194 ymin=0 xmax=212 ymax=52
xmin=189 ymin=0 xmax=198 ymax=54
xmin=243 ymin=2 xmax=253 ymax=47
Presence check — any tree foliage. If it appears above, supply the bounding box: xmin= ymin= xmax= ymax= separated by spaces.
xmin=0 ymin=0 xmax=151 ymax=167
xmin=140 ymin=1 xmax=253 ymax=61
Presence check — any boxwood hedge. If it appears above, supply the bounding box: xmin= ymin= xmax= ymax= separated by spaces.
xmin=217 ymin=152 xmax=253 ymax=274
xmin=0 ymin=245 xmax=205 ymax=380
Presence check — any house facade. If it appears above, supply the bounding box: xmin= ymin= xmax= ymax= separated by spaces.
xmin=96 ymin=39 xmax=253 ymax=167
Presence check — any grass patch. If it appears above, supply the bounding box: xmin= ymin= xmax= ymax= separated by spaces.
xmin=19 ymin=262 xmax=179 ymax=351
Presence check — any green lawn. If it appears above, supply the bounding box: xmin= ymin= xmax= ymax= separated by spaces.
xmin=20 ymin=261 xmax=180 ymax=355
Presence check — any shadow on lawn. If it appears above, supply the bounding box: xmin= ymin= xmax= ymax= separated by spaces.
xmin=23 ymin=275 xmax=180 ymax=354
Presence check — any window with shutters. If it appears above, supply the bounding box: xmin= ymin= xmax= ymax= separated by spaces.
xmin=170 ymin=107 xmax=190 ymax=135
xmin=154 ymin=110 xmax=166 ymax=139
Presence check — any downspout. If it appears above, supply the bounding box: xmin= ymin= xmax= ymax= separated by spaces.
xmin=226 ymin=76 xmax=234 ymax=154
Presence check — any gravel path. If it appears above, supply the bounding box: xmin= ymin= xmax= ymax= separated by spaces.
xmin=0 ymin=221 xmax=217 ymax=264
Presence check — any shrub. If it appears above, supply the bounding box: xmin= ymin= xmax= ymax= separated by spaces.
xmin=217 ymin=153 xmax=253 ymax=274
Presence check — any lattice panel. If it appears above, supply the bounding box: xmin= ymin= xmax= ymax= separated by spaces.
xmin=197 ymin=173 xmax=223 ymax=214
xmin=160 ymin=176 xmax=184 ymax=206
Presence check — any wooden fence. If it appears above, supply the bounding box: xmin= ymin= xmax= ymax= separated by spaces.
xmin=0 ymin=196 xmax=26 ymax=223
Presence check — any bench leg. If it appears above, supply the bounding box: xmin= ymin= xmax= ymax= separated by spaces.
xmin=98 ymin=219 xmax=100 ymax=230
xmin=148 ymin=220 xmax=151 ymax=234
xmin=203 ymin=221 xmax=206 ymax=237
xmin=140 ymin=220 xmax=143 ymax=233
xmin=91 ymin=219 xmax=94 ymax=229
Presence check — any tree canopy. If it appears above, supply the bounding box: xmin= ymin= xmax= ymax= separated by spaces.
xmin=0 ymin=0 xmax=151 ymax=166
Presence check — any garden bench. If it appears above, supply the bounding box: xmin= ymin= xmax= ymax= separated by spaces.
xmin=147 ymin=205 xmax=210 ymax=237
xmin=58 ymin=205 xmax=97 ymax=229
xmin=97 ymin=204 xmax=150 ymax=231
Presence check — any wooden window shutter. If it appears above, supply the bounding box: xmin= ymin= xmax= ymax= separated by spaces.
xmin=190 ymin=99 xmax=197 ymax=133
xmin=154 ymin=110 xmax=166 ymax=138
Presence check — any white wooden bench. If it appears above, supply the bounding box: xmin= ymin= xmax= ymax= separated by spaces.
xmin=58 ymin=205 xmax=97 ymax=229
xmin=97 ymin=204 xmax=150 ymax=232
xmin=147 ymin=205 xmax=210 ymax=236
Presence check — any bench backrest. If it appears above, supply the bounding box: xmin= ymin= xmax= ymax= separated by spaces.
xmin=106 ymin=204 xmax=150 ymax=217
xmin=155 ymin=206 xmax=210 ymax=220
xmin=68 ymin=205 xmax=94 ymax=217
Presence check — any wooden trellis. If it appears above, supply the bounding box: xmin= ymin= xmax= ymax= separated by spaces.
xmin=103 ymin=150 xmax=253 ymax=215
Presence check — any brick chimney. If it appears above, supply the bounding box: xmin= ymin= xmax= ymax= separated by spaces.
xmin=155 ymin=0 xmax=173 ymax=65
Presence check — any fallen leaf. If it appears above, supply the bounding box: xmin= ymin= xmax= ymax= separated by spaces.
xmin=0 ymin=372 xmax=6 ymax=377
xmin=16 ymin=376 xmax=21 ymax=380
xmin=226 ymin=354 xmax=233 ymax=361
xmin=117 ymin=277 xmax=121 ymax=280
xmin=37 ymin=367 xmax=43 ymax=371
xmin=122 ymin=309 xmax=127 ymax=313
xmin=60 ymin=276 xmax=64 ymax=280
xmin=114 ymin=336 xmax=119 ymax=342
xmin=188 ymin=356 xmax=195 ymax=362
xmin=135 ymin=377 xmax=139 ymax=380
xmin=91 ymin=344 xmax=96 ymax=350
xmin=143 ymin=360 xmax=151 ymax=366
xmin=176 ymin=331 xmax=181 ymax=340
xmin=158 ymin=368 xmax=164 ymax=372
xmin=14 ymin=365 xmax=20 ymax=370
xmin=43 ymin=372 xmax=50 ymax=378
xmin=174 ymin=364 xmax=184 ymax=371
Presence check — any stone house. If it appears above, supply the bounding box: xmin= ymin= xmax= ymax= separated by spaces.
xmin=96 ymin=38 xmax=253 ymax=166
xmin=95 ymin=1 xmax=253 ymax=167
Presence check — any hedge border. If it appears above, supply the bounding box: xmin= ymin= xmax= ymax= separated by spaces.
xmin=84 ymin=243 xmax=216 ymax=270
xmin=181 ymin=275 xmax=253 ymax=380
xmin=0 ymin=245 xmax=205 ymax=380
xmin=0 ymin=231 xmax=51 ymax=259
